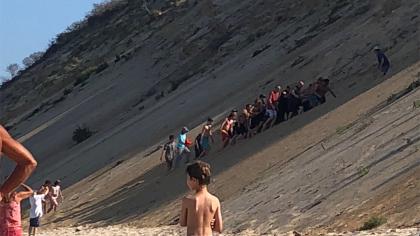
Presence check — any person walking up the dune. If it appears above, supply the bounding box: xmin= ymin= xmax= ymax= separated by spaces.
xmin=315 ymin=78 xmax=336 ymax=104
xmin=161 ymin=135 xmax=176 ymax=171
xmin=199 ymin=118 xmax=214 ymax=158
xmin=29 ymin=186 xmax=49 ymax=236
xmin=263 ymin=86 xmax=281 ymax=130
xmin=249 ymin=94 xmax=267 ymax=135
xmin=374 ymin=46 xmax=390 ymax=75
xmin=180 ymin=161 xmax=223 ymax=236
xmin=47 ymin=180 xmax=63 ymax=213
xmin=1 ymin=184 xmax=34 ymax=236
xmin=220 ymin=114 xmax=235 ymax=149
xmin=288 ymin=81 xmax=304 ymax=118
xmin=174 ymin=127 xmax=191 ymax=169
xmin=40 ymin=180 xmax=51 ymax=215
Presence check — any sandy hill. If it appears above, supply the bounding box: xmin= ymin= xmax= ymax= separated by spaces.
xmin=0 ymin=0 xmax=419 ymax=235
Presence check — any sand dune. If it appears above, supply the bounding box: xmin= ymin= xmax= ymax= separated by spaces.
xmin=36 ymin=226 xmax=420 ymax=236
xmin=1 ymin=0 xmax=419 ymax=235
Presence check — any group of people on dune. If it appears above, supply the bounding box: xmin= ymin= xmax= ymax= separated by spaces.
xmin=0 ymin=126 xmax=63 ymax=236
xmin=162 ymin=47 xmax=390 ymax=171
xmin=0 ymin=46 xmax=390 ymax=236
xmin=161 ymin=77 xmax=336 ymax=171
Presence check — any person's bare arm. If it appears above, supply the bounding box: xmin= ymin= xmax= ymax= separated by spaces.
xmin=213 ymin=199 xmax=223 ymax=233
xmin=160 ymin=147 xmax=165 ymax=162
xmin=15 ymin=183 xmax=34 ymax=202
xmin=180 ymin=197 xmax=188 ymax=227
xmin=0 ymin=126 xmax=37 ymax=198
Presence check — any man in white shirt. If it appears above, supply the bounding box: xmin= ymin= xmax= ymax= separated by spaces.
xmin=28 ymin=187 xmax=48 ymax=236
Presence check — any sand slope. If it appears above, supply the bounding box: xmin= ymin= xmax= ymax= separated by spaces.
xmin=0 ymin=0 xmax=419 ymax=235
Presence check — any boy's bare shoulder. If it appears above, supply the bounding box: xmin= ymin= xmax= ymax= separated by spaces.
xmin=183 ymin=194 xmax=196 ymax=202
xmin=207 ymin=193 xmax=220 ymax=205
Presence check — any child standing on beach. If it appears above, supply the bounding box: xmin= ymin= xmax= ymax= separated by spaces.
xmin=180 ymin=161 xmax=223 ymax=236
xmin=29 ymin=186 xmax=49 ymax=236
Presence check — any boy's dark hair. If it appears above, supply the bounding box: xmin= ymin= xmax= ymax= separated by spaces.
xmin=169 ymin=134 xmax=174 ymax=140
xmin=54 ymin=180 xmax=61 ymax=186
xmin=186 ymin=161 xmax=211 ymax=185
xmin=44 ymin=180 xmax=52 ymax=185
xmin=207 ymin=118 xmax=213 ymax=122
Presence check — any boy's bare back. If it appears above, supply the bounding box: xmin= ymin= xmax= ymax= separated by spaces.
xmin=181 ymin=191 xmax=222 ymax=236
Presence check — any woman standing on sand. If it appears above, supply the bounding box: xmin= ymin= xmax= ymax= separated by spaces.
xmin=0 ymin=125 xmax=37 ymax=236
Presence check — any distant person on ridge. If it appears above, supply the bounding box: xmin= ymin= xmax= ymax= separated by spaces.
xmin=374 ymin=46 xmax=390 ymax=75
xmin=199 ymin=118 xmax=214 ymax=158
xmin=180 ymin=161 xmax=223 ymax=236
xmin=161 ymin=135 xmax=176 ymax=171
xmin=0 ymin=125 xmax=37 ymax=236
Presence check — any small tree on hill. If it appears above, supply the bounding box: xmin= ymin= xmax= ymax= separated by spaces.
xmin=6 ymin=63 xmax=19 ymax=77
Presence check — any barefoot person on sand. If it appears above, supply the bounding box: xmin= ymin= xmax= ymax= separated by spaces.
xmin=199 ymin=118 xmax=214 ymax=158
xmin=47 ymin=180 xmax=63 ymax=213
xmin=220 ymin=114 xmax=235 ymax=149
xmin=0 ymin=125 xmax=37 ymax=236
xmin=29 ymin=186 xmax=49 ymax=236
xmin=161 ymin=135 xmax=177 ymax=171
xmin=174 ymin=127 xmax=191 ymax=169
xmin=180 ymin=161 xmax=223 ymax=236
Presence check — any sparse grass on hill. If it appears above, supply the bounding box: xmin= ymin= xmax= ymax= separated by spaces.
xmin=72 ymin=125 xmax=93 ymax=144
xmin=359 ymin=216 xmax=387 ymax=231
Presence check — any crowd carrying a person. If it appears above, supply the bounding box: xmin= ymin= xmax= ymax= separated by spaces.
xmin=161 ymin=77 xmax=337 ymax=171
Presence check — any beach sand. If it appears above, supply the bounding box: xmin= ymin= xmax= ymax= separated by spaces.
xmin=36 ymin=226 xmax=420 ymax=236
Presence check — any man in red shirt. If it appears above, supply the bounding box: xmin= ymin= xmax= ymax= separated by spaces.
xmin=263 ymin=86 xmax=281 ymax=130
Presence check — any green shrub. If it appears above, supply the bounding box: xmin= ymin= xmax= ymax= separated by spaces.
xmin=359 ymin=216 xmax=387 ymax=231
xmin=63 ymin=88 xmax=73 ymax=95
xmin=72 ymin=125 xmax=93 ymax=144
xmin=95 ymin=62 xmax=109 ymax=74
xmin=73 ymin=66 xmax=97 ymax=86
xmin=358 ymin=166 xmax=369 ymax=177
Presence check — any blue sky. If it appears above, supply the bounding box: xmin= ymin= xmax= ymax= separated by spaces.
xmin=0 ymin=0 xmax=104 ymax=78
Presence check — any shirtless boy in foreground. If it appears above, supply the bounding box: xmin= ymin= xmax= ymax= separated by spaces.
xmin=180 ymin=161 xmax=223 ymax=236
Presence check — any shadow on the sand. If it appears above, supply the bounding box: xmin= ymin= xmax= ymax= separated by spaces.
xmin=50 ymin=62 xmax=419 ymax=226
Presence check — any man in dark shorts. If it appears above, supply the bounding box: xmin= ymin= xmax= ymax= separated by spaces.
xmin=250 ymin=94 xmax=267 ymax=134
xmin=160 ymin=135 xmax=176 ymax=171
xmin=29 ymin=187 xmax=49 ymax=236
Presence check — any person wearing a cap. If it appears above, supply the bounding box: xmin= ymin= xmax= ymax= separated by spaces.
xmin=173 ymin=127 xmax=191 ymax=169
xmin=373 ymin=46 xmax=390 ymax=75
